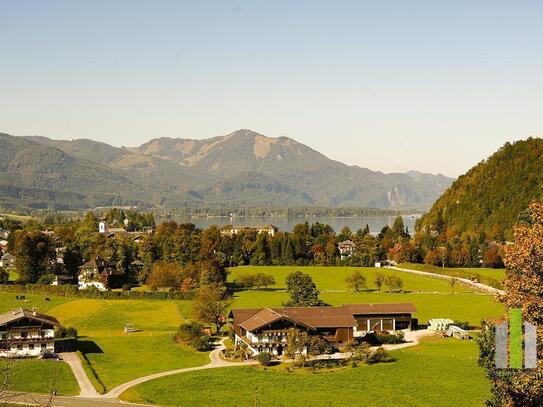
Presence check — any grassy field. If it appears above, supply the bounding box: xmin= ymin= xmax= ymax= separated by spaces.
xmin=0 ymin=265 xmax=504 ymax=397
xmin=228 ymin=266 xmax=480 ymax=293
xmin=398 ymin=263 xmax=506 ymax=289
xmin=5 ymin=359 xmax=79 ymax=395
xmin=228 ymin=266 xmax=504 ymax=326
xmin=121 ymin=337 xmax=489 ymax=407
xmin=47 ymin=299 xmax=209 ymax=392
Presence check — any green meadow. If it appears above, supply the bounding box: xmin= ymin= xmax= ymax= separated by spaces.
xmin=121 ymin=337 xmax=489 ymax=407
xmin=228 ymin=266 xmax=504 ymax=325
xmin=7 ymin=359 xmax=79 ymax=395
xmin=0 ymin=265 xmax=505 ymax=399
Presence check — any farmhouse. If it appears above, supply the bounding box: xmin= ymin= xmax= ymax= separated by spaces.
xmin=221 ymin=224 xmax=278 ymax=237
xmin=0 ymin=253 xmax=16 ymax=269
xmin=338 ymin=240 xmax=356 ymax=259
xmin=230 ymin=303 xmax=416 ymax=356
xmin=78 ymin=258 xmax=125 ymax=290
xmin=0 ymin=308 xmax=59 ymax=357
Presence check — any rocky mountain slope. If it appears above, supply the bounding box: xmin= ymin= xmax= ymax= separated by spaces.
xmin=0 ymin=129 xmax=454 ymax=210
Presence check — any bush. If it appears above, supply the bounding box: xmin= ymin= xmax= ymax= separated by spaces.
xmin=0 ymin=268 xmax=8 ymax=284
xmin=367 ymin=347 xmax=390 ymax=364
xmin=375 ymin=331 xmax=405 ymax=344
xmin=189 ymin=336 xmax=213 ymax=352
xmin=56 ymin=326 xmax=78 ymax=339
xmin=256 ymin=352 xmax=272 ymax=366
xmin=0 ymin=284 xmax=195 ymax=301
xmin=122 ymin=284 xmax=131 ymax=291
xmin=175 ymin=321 xmax=205 ymax=343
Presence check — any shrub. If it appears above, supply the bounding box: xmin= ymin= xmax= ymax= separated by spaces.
xmin=256 ymin=352 xmax=272 ymax=366
xmin=367 ymin=347 xmax=390 ymax=364
xmin=0 ymin=268 xmax=8 ymax=284
xmin=56 ymin=326 xmax=78 ymax=339
xmin=189 ymin=336 xmax=213 ymax=352
xmin=122 ymin=284 xmax=131 ymax=291
xmin=175 ymin=321 xmax=205 ymax=343
xmin=375 ymin=331 xmax=405 ymax=344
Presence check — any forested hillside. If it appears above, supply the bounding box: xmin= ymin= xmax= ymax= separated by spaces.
xmin=416 ymin=138 xmax=543 ymax=242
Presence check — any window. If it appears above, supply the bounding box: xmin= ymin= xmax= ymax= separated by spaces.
xmin=20 ymin=331 xmax=28 ymax=339
xmin=41 ymin=343 xmax=47 ymax=349
xmin=40 ymin=331 xmax=46 ymax=338
xmin=29 ymin=344 xmax=34 ymax=350
xmin=16 ymin=344 xmax=22 ymax=350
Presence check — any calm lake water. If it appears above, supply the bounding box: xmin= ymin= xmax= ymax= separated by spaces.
xmin=158 ymin=215 xmax=421 ymax=235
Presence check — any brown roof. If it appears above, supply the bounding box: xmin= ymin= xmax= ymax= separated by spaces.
xmin=344 ymin=303 xmax=417 ymax=315
xmin=0 ymin=308 xmax=60 ymax=327
xmin=240 ymin=308 xmax=283 ymax=331
xmin=231 ymin=303 xmax=416 ymax=332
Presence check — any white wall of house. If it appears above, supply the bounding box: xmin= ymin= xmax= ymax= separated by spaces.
xmin=78 ymin=276 xmax=106 ymax=291
xmin=0 ymin=341 xmax=54 ymax=357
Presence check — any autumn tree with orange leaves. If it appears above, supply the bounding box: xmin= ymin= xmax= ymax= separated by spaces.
xmin=478 ymin=201 xmax=543 ymax=406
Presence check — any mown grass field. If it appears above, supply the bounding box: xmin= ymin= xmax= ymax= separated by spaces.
xmin=121 ymin=337 xmax=489 ymax=407
xmin=0 ymin=265 xmax=504 ymax=398
xmin=48 ymin=299 xmax=209 ymax=392
xmin=398 ymin=263 xmax=506 ymax=289
xmin=228 ymin=266 xmax=504 ymax=325
xmin=228 ymin=266 xmax=479 ymax=293
xmin=7 ymin=359 xmax=79 ymax=395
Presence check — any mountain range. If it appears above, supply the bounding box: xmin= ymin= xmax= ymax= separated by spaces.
xmin=0 ymin=129 xmax=454 ymax=211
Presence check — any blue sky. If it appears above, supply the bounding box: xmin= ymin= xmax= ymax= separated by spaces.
xmin=1 ymin=0 xmax=543 ymax=177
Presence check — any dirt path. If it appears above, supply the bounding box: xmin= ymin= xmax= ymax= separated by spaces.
xmin=387 ymin=265 xmax=505 ymax=295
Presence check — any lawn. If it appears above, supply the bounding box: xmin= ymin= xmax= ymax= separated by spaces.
xmin=47 ymin=299 xmax=209 ymax=393
xmin=398 ymin=263 xmax=506 ymax=289
xmin=228 ymin=266 xmax=478 ymax=293
xmin=3 ymin=359 xmax=79 ymax=395
xmin=0 ymin=291 xmax=71 ymax=313
xmin=228 ymin=266 xmax=504 ymax=326
xmin=121 ymin=337 xmax=490 ymax=407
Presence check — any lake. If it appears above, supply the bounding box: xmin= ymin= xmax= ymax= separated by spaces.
xmin=156 ymin=214 xmax=421 ymax=235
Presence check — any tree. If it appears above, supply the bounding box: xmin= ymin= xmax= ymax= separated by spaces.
xmin=14 ymin=231 xmax=55 ymax=283
xmin=146 ymin=261 xmax=183 ymax=290
xmin=285 ymin=271 xmax=322 ymax=306
xmin=62 ymin=243 xmax=82 ymax=278
xmin=436 ymin=246 xmax=448 ymax=268
xmin=384 ymin=275 xmax=403 ymax=293
xmin=345 ymin=270 xmax=367 ymax=292
xmin=392 ymin=216 xmax=406 ymax=238
xmin=478 ymin=201 xmax=543 ymax=406
xmin=0 ymin=268 xmax=8 ymax=284
xmin=374 ymin=272 xmax=385 ymax=292
xmin=449 ymin=277 xmax=457 ymax=295
xmin=192 ymin=284 xmax=231 ymax=334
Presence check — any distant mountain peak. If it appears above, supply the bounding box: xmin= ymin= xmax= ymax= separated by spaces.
xmin=2 ymin=130 xmax=455 ymax=210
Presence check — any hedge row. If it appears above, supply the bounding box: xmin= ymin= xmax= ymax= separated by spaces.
xmin=0 ymin=284 xmax=195 ymax=300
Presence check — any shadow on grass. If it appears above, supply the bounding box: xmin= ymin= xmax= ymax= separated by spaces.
xmin=77 ymin=337 xmax=104 ymax=354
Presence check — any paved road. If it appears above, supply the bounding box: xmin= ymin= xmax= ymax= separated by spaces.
xmin=387 ymin=265 xmax=505 ymax=295
xmin=61 ymin=352 xmax=99 ymax=397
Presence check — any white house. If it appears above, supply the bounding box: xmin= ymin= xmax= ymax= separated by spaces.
xmin=0 ymin=308 xmax=59 ymax=357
